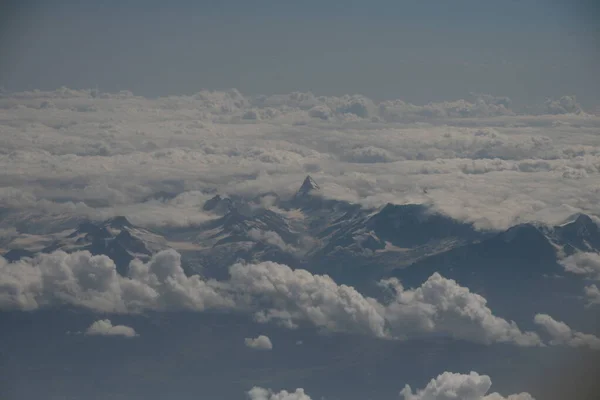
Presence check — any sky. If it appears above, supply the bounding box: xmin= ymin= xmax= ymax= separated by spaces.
xmin=1 ymin=0 xmax=599 ymax=108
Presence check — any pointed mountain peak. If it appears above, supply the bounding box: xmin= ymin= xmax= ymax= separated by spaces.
xmin=203 ymin=194 xmax=223 ymax=211
xmin=557 ymin=213 xmax=596 ymax=230
xmin=498 ymin=223 xmax=547 ymax=244
xmin=573 ymin=213 xmax=594 ymax=226
xmin=203 ymin=194 xmax=234 ymax=214
xmin=296 ymin=175 xmax=320 ymax=196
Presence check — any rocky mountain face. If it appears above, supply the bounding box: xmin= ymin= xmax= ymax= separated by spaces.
xmin=3 ymin=216 xmax=168 ymax=275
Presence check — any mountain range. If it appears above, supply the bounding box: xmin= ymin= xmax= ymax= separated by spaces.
xmin=2 ymin=175 xmax=599 ymax=327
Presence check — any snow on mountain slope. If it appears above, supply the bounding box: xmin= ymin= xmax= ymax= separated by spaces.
xmin=4 ymin=176 xmax=599 ymax=318
xmin=553 ymin=213 xmax=600 ymax=254
xmin=166 ymin=177 xmax=600 ymax=288
xmin=389 ymin=215 xmax=600 ymax=329
xmin=2 ymin=216 xmax=169 ymax=275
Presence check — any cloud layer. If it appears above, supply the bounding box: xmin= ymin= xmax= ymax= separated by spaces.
xmin=1 ymin=249 xmax=543 ymax=346
xmin=0 ymin=88 xmax=598 ymax=232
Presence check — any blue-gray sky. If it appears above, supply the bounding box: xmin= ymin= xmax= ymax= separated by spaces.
xmin=1 ymin=0 xmax=599 ymax=107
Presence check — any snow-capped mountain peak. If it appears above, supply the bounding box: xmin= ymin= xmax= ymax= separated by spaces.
xmin=296 ymin=175 xmax=320 ymax=197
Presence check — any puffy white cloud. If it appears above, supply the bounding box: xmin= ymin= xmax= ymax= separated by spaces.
xmin=380 ymin=274 xmax=542 ymax=346
xmin=0 ymin=249 xmax=232 ymax=313
xmin=400 ymin=371 xmax=535 ymax=400
xmin=0 ymin=250 xmax=539 ymax=346
xmin=534 ymin=314 xmax=600 ymax=350
xmin=559 ymin=252 xmax=600 ymax=280
xmin=227 ymin=261 xmax=388 ymax=338
xmin=332 ymin=95 xmax=377 ymax=119
xmin=248 ymin=371 xmax=534 ymax=400
xmin=545 ymin=96 xmax=584 ymax=115
xmin=307 ymin=105 xmax=332 ymax=120
xmin=127 ymin=249 xmax=234 ymax=311
xmin=584 ymin=284 xmax=600 ymax=307
xmin=247 ymin=387 xmax=311 ymax=400
xmin=84 ymin=319 xmax=137 ymax=338
xmin=244 ymin=335 xmax=273 ymax=350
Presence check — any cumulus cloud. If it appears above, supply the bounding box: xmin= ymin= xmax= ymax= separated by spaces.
xmin=400 ymin=371 xmax=535 ymax=400
xmin=559 ymin=252 xmax=600 ymax=280
xmin=244 ymin=335 xmax=273 ymax=350
xmin=248 ymin=371 xmax=534 ymax=400
xmin=584 ymin=284 xmax=600 ymax=307
xmin=0 ymin=249 xmax=232 ymax=313
xmin=545 ymin=96 xmax=584 ymax=115
xmin=0 ymin=250 xmax=540 ymax=346
xmin=84 ymin=319 xmax=137 ymax=338
xmin=534 ymin=314 xmax=600 ymax=350
xmin=247 ymin=387 xmax=311 ymax=400
xmin=332 ymin=95 xmax=377 ymax=119
xmin=227 ymin=261 xmax=388 ymax=337
xmin=307 ymin=105 xmax=332 ymax=120
xmin=379 ymin=274 xmax=542 ymax=346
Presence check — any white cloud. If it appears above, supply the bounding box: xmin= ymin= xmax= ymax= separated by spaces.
xmin=247 ymin=387 xmax=311 ymax=400
xmin=400 ymin=371 xmax=535 ymax=400
xmin=84 ymin=319 xmax=137 ymax=338
xmin=247 ymin=229 xmax=297 ymax=254
xmin=379 ymin=97 xmax=514 ymax=120
xmin=244 ymin=335 xmax=273 ymax=350
xmin=534 ymin=314 xmax=600 ymax=350
xmin=559 ymin=252 xmax=600 ymax=280
xmin=0 ymin=88 xmax=599 ymax=232
xmin=0 ymin=249 xmax=232 ymax=313
xmin=0 ymin=250 xmax=540 ymax=346
xmin=584 ymin=284 xmax=600 ymax=307
xmin=380 ymin=274 xmax=542 ymax=346
xmin=227 ymin=261 xmax=388 ymax=338
xmin=248 ymin=371 xmax=534 ymax=400
xmin=545 ymin=96 xmax=584 ymax=115
xmin=341 ymin=145 xmax=394 ymax=163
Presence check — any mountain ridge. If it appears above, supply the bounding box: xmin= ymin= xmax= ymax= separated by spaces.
xmin=2 ymin=176 xmax=599 ymax=306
